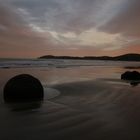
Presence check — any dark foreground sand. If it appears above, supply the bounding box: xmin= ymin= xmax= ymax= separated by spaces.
xmin=1 ymin=80 xmax=140 ymax=140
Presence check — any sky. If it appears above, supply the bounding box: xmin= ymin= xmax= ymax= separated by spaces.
xmin=0 ymin=0 xmax=140 ymax=58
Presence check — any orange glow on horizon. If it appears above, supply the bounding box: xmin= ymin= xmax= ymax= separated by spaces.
xmin=0 ymin=45 xmax=140 ymax=58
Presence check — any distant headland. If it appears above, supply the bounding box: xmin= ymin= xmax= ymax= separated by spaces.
xmin=39 ymin=53 xmax=140 ymax=61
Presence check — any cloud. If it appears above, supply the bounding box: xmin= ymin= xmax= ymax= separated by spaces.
xmin=11 ymin=0 xmax=95 ymax=33
xmin=10 ymin=0 xmax=128 ymax=33
xmin=48 ymin=29 xmax=128 ymax=50
xmin=0 ymin=4 xmax=52 ymax=58
xmin=0 ymin=0 xmax=140 ymax=57
xmin=99 ymin=0 xmax=140 ymax=37
xmin=10 ymin=0 xmax=134 ymax=48
xmin=2 ymin=0 xmax=140 ymax=36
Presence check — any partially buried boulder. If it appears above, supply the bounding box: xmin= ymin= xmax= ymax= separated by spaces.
xmin=121 ymin=71 xmax=140 ymax=80
xmin=4 ymin=74 xmax=44 ymax=102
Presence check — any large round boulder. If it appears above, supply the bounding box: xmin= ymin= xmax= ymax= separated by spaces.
xmin=4 ymin=74 xmax=44 ymax=102
xmin=121 ymin=71 xmax=140 ymax=80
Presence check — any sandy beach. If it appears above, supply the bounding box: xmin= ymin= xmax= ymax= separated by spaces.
xmin=1 ymin=80 xmax=140 ymax=140
xmin=0 ymin=60 xmax=140 ymax=140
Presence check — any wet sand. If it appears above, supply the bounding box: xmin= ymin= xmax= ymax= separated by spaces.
xmin=1 ymin=79 xmax=140 ymax=140
xmin=50 ymin=80 xmax=140 ymax=140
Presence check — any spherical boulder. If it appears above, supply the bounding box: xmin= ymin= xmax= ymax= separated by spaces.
xmin=121 ymin=71 xmax=140 ymax=80
xmin=4 ymin=74 xmax=44 ymax=102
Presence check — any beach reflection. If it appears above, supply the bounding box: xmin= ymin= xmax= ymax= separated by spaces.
xmin=5 ymin=101 xmax=43 ymax=112
xmin=0 ymin=66 xmax=130 ymax=86
xmin=0 ymin=65 xmax=139 ymax=96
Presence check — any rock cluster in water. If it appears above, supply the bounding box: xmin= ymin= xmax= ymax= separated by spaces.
xmin=4 ymin=74 xmax=44 ymax=102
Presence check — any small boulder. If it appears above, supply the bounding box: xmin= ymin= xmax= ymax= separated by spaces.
xmin=121 ymin=71 xmax=140 ymax=80
xmin=4 ymin=74 xmax=44 ymax=102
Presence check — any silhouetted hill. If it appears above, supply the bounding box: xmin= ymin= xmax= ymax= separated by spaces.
xmin=39 ymin=53 xmax=140 ymax=61
xmin=113 ymin=54 xmax=140 ymax=61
